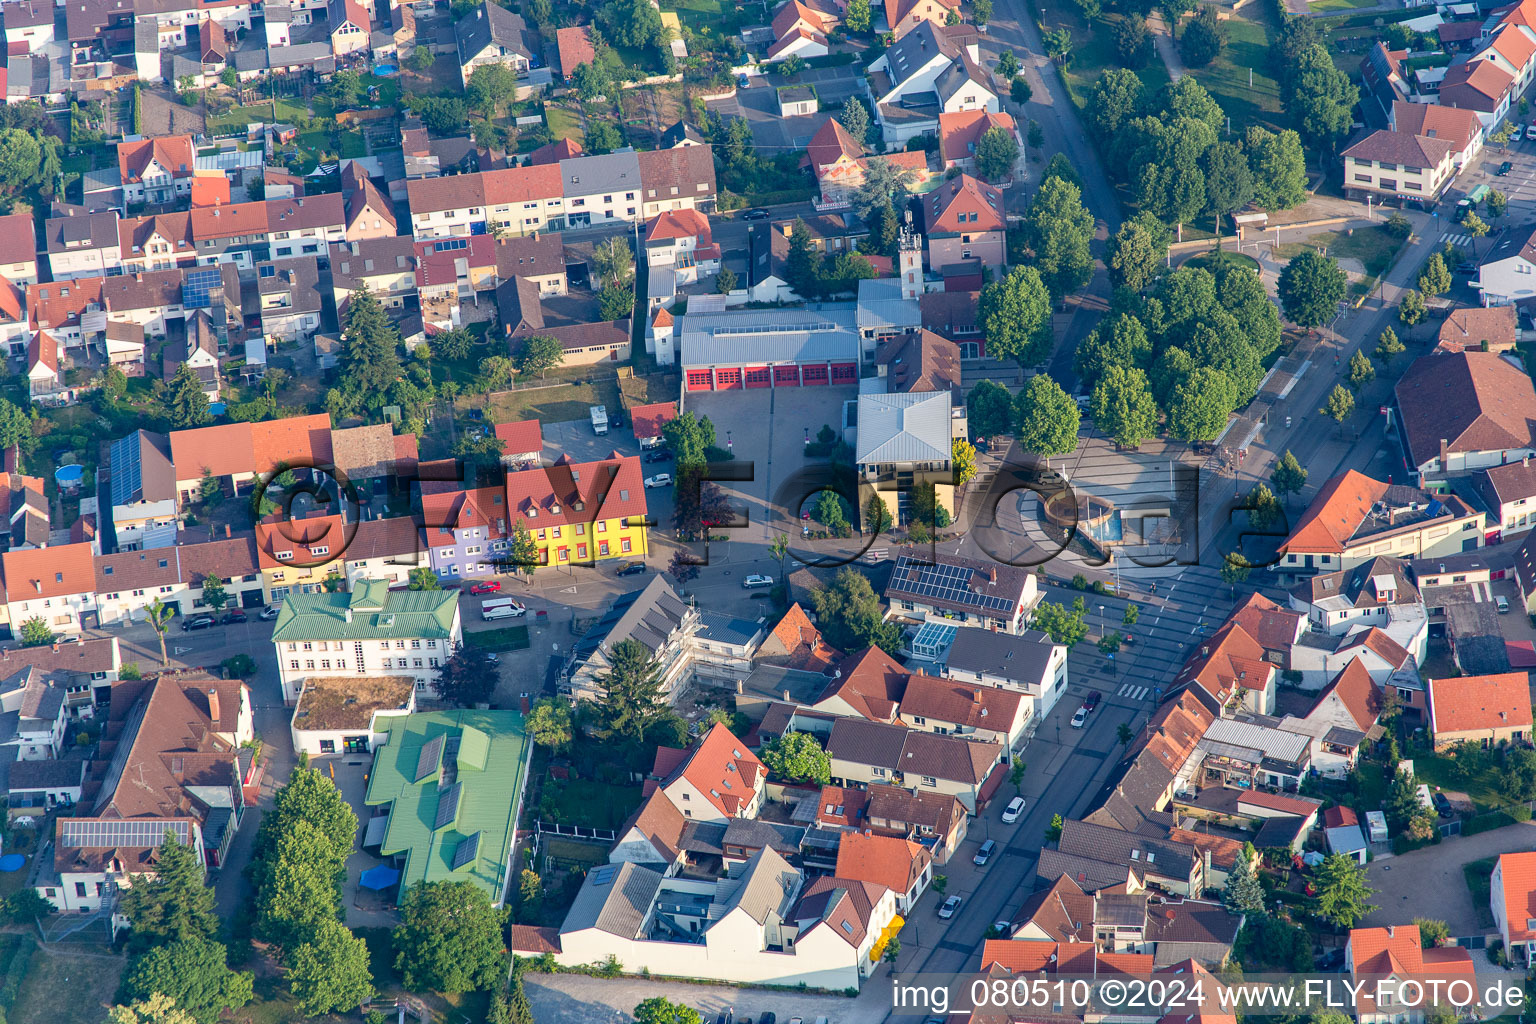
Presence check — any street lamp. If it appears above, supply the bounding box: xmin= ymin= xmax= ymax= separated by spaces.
xmin=1099 ymin=603 xmax=1105 ymax=638
xmin=727 ymin=430 xmax=733 ymax=454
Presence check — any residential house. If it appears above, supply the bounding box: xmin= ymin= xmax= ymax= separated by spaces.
xmin=884 ymin=553 xmax=1039 ymax=634
xmin=628 ymin=403 xmax=675 ymax=451
xmin=336 ymin=516 xmax=429 ymax=589
xmin=0 ymin=218 xmax=36 ymax=289
xmin=2 ymin=0 xmax=54 ymax=52
xmin=1437 ymin=304 xmax=1517 ymax=353
xmin=868 ymin=22 xmax=996 ymax=145
xmin=940 ymin=626 xmax=1069 ymax=721
xmin=897 ymin=673 xmax=1029 ymax=751
xmin=254 ymin=257 xmax=323 ymax=343
xmin=494 ymin=232 xmax=567 ymax=294
xmin=340 ymin=162 xmax=397 ymax=241
xmin=939 ymin=109 xmax=1019 ymax=175
xmin=554 ymin=25 xmax=595 ymax=78
xmin=161 ymin=318 xmax=220 ymax=400
xmin=1391 ymin=100 xmax=1485 ymax=169
xmin=919 ymin=173 xmax=1005 ymax=274
xmin=644 ymin=209 xmax=722 ymax=286
xmin=822 ymin=717 xmax=1002 ymax=812
xmin=1491 ymin=851 xmax=1536 ymax=963
xmin=919 ymin=289 xmax=985 ymax=357
xmin=1393 ymin=351 xmax=1536 ymax=484
xmin=326 ymin=0 xmax=370 ymax=57
xmin=505 ymin=453 xmax=649 ymax=571
xmin=564 ymin=577 xmax=696 ymax=701
xmin=105 ymin=430 xmax=177 ymax=551
xmin=835 ymin=829 xmax=932 ymax=913
xmin=1427 ymin=671 xmax=1531 ymax=748
xmin=1278 ymin=470 xmax=1486 ymax=576
xmin=2 ymin=543 xmax=97 ymax=637
xmin=0 ymin=637 xmax=122 ymax=714
xmin=330 ymin=236 xmax=419 ymax=312
xmin=255 ymin=513 xmax=348 ymax=601
xmin=363 ymin=710 xmax=529 ymax=902
xmin=420 ymin=486 xmax=509 ymax=581
xmin=289 ymin=673 xmax=415 ymax=758
xmin=1276 ymin=660 xmax=1383 ymax=779
xmin=811 ymin=646 xmax=909 ymax=722
xmin=1341 ymin=129 xmax=1457 ymax=205
xmin=264 ymin=195 xmax=347 ymax=261
xmin=801 ymin=117 xmax=931 ymax=206
xmin=168 ymin=413 xmax=333 ymax=505
xmin=455 ymin=2 xmax=533 ymax=86
xmin=0 ymin=278 xmax=25 ymax=358
xmin=94 ymin=536 xmax=262 ymax=625
xmin=24 ymin=330 xmax=65 ymax=406
xmin=1289 ymin=626 xmax=1421 ymax=695
xmin=885 ymin=0 xmax=961 ymax=39
xmin=45 ymin=210 xmax=122 ymax=281
xmin=1345 ymin=925 xmax=1476 ymax=1024
xmin=493 ymin=420 xmax=543 ymax=467
xmin=1166 ymin=619 xmax=1277 ymax=717
xmin=858 ymin=784 xmax=969 ymax=865
xmin=1438 ymin=58 xmax=1513 ymax=121
xmin=766 ymin=0 xmax=830 ymax=62
xmin=9 ymin=758 xmax=85 ymax=814
xmin=855 ymin=390 xmax=956 ymax=525
xmin=0 ymin=471 xmax=48 ymax=552
xmin=496 ymin=277 xmax=631 ymax=364
xmin=1038 ymin=818 xmax=1206 ymax=896
xmin=0 ymin=666 xmax=67 ymax=759
xmin=36 ymin=817 xmax=205 ymax=917
xmin=1287 ymin=556 xmax=1428 ymax=663
xmin=1477 ymin=223 xmax=1536 ymax=306
xmin=117 ymin=136 xmax=196 ymax=205
xmin=271 ymin=580 xmax=464 ymax=703
xmin=610 ymin=790 xmax=689 ymax=874
xmin=649 ymin=723 xmax=766 ymax=823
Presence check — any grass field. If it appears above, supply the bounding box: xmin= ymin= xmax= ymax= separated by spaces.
xmin=466 ymin=624 xmax=531 ymax=652
xmin=545 ymin=104 xmax=583 ymax=142
xmin=1049 ymin=7 xmax=1172 ymax=108
xmin=1277 ymin=225 xmax=1405 ymax=279
xmin=1412 ymin=752 xmax=1505 ymax=811
xmin=1187 ymin=10 xmax=1284 ymax=135
xmin=1185 ymin=248 xmax=1262 ymax=274
xmin=12 ymin=947 xmax=121 ymax=1024
xmin=540 ymin=777 xmax=643 ymax=829
xmin=477 ymin=376 xmax=626 ymax=425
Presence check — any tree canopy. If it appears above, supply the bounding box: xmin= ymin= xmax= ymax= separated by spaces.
xmin=810 ymin=568 xmax=901 ymax=654
xmin=119 ymin=937 xmax=254 ymax=1024
xmin=1013 ymin=373 xmax=1081 ymax=460
xmin=760 ymin=731 xmax=833 ymax=785
xmin=393 ymin=881 xmax=507 ymax=994
xmin=978 ymin=266 xmax=1053 ymax=366
xmin=1277 ymin=249 xmax=1347 ymax=328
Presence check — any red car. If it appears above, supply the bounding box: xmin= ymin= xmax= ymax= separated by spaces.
xmin=469 ymin=581 xmax=502 ymax=595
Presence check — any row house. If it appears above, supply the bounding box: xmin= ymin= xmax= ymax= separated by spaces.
xmin=337 ymin=515 xmax=429 ymax=588
xmin=93 ymin=536 xmax=262 ymax=625
xmin=168 ymin=412 xmax=333 ymax=504
xmin=0 ymin=213 xmax=39 ymax=286
xmin=45 ymin=208 xmax=124 ymax=281
xmin=271 ymin=579 xmax=463 ymax=702
xmin=255 ymin=256 xmax=323 ymax=343
xmin=420 ymin=486 xmax=510 ymax=580
xmin=819 ymin=715 xmax=1003 ymax=813
xmin=505 ymin=453 xmax=651 ymax=570
xmin=404 ymin=146 xmax=718 ymax=239
xmin=118 ymin=136 xmax=197 ymax=206
xmin=255 ymin=512 xmax=348 ymax=602
xmin=330 ymin=236 xmax=419 ymax=312
xmin=1 ymin=542 xmax=97 ymax=637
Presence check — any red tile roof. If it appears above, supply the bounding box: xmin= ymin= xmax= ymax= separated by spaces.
xmin=939 ymin=109 xmax=1017 ymax=165
xmin=762 ymin=602 xmax=837 ymax=672
xmin=253 ymin=513 xmax=346 ymax=570
xmin=805 ymin=118 xmax=863 ymax=173
xmin=188 ymin=176 xmax=230 ymax=208
xmin=835 ymin=830 xmax=931 ymax=895
xmin=1 ymin=541 xmax=95 ymax=599
xmin=1324 ymin=805 xmax=1359 ymax=827
xmin=1392 ymin=101 xmax=1484 ymax=155
xmin=555 ymin=25 xmax=596 ymax=76
xmin=1349 ymin=925 xmax=1474 ymax=1014
xmin=924 ymin=173 xmax=1005 ymax=234
xmin=1281 ymin=470 xmax=1389 ymax=555
xmin=1429 ymin=671 xmax=1533 ymax=735
xmin=528 ymin=137 xmax=583 ymax=166
xmin=28 ymin=276 xmax=104 ymax=332
xmin=814 ymin=784 xmax=869 ymax=827
xmin=189 ymin=200 xmax=268 ymax=242
xmin=629 ymin=401 xmax=678 ymax=442
xmin=505 ymin=453 xmax=648 ymax=530
xmin=1437 ymin=305 xmax=1519 ymax=352
xmin=1312 ymin=659 xmax=1383 ymax=732
xmin=420 ymin=487 xmax=508 ymax=546
xmin=117 ymin=135 xmax=195 ymax=185
xmin=1169 ymin=619 xmax=1272 ymax=709
xmin=1396 ymin=352 xmax=1536 ymax=467
xmin=816 ymin=646 xmax=909 ymax=720
xmin=1497 ymin=851 xmax=1536 ymax=941
xmin=899 ymin=672 xmax=1022 ymax=729
xmin=645 ymin=208 xmax=713 ymax=245
xmin=493 ymin=419 xmax=543 ymax=455
xmin=658 ymin=722 xmax=764 ymax=817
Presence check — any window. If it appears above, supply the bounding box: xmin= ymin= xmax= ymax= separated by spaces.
xmin=302 ymin=642 xmax=313 ymax=651
xmin=921 ymin=775 xmax=937 ymax=787
xmin=411 ymin=640 xmax=421 ymax=649
xmin=872 ymin=766 xmax=886 ymax=777
xmin=305 ymin=660 xmax=315 ymax=669
xmin=597 ymin=521 xmax=607 ymax=533
xmin=621 ymin=539 xmax=632 ymax=553
xmin=289 ymin=660 xmax=299 ymax=669
xmin=320 ymin=739 xmax=335 ymax=753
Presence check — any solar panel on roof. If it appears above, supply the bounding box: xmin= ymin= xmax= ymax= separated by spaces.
xmin=434 ymin=781 xmax=462 ymax=831
xmin=182 ymin=267 xmax=223 ymax=309
xmin=450 ymin=831 xmax=480 ymax=870
xmin=61 ymin=819 xmax=190 ymax=848
xmin=109 ymin=433 xmax=142 ymax=506
xmin=589 ymin=864 xmax=616 ymax=886
xmin=414 ymin=734 xmax=444 ymax=782
xmin=434 ymin=238 xmax=468 ymax=252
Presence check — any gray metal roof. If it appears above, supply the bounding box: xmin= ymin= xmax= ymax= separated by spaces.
xmin=855 ymin=391 xmax=951 ymax=464
xmin=715 ymin=847 xmax=799 ymax=925
xmin=697 ymin=612 xmax=763 ymax=648
xmin=881 ymin=20 xmax=957 ymax=89
xmin=856 ymin=277 xmax=921 ymax=332
xmin=561 ymin=861 xmax=663 ymax=937
xmin=943 ymin=626 xmax=1059 ymax=684
xmin=573 ymin=576 xmax=690 ymax=662
xmin=560 ymin=151 xmax=642 ymax=199
xmin=677 ymin=307 xmax=860 ymax=368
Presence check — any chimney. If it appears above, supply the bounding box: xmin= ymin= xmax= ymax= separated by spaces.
xmin=225 ymin=524 xmax=231 ymax=538
xmin=1439 ymin=438 xmax=1449 ymax=468
xmin=206 ymin=687 xmax=220 ymax=724
xmin=782 ymin=689 xmax=790 ymax=700
xmin=988 ymin=567 xmax=997 ymax=584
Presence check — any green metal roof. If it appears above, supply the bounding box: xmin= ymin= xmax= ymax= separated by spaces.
xmin=364 ymin=710 xmax=529 ymax=901
xmin=271 ymin=584 xmax=459 ymax=642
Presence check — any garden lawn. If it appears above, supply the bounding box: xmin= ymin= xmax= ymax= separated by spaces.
xmin=12 ymin=947 xmax=120 ymax=1024
xmin=1276 ymin=225 xmax=1406 ymax=279
xmin=465 ymin=624 xmax=531 ymax=652
xmin=1464 ymin=856 xmax=1497 ymax=929
xmin=476 ymin=377 xmax=625 ymax=425
xmin=1186 ymin=9 xmax=1284 ymax=134
xmin=541 ymin=777 xmax=643 ymax=829
xmin=545 ymin=104 xmax=583 ymax=142
xmin=1412 ymin=751 xmax=1506 ymax=811
xmin=1036 ymin=4 xmax=1171 ymax=110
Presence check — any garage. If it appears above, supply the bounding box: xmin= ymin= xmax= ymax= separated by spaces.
xmin=830 ymin=362 xmax=857 ymax=384
xmin=716 ymin=367 xmax=743 ymax=390
xmin=677 ymin=307 xmax=861 ymax=398
xmin=774 ymin=364 xmax=800 ymax=387
xmin=745 ymin=366 xmax=771 ymax=388
xmin=686 ymin=369 xmax=713 ymax=391
xmin=802 ymin=364 xmax=829 ymax=385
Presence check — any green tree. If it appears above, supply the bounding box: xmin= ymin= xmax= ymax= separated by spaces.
xmin=433 ymin=642 xmax=497 ymax=707
xmin=338 ymin=285 xmax=403 ymax=413
xmin=1123 ymin=603 xmax=1140 ymax=626
xmin=1247 ymin=482 xmax=1283 ymax=531
xmin=850 ymin=157 xmax=918 ymax=224
xmin=1277 ymin=249 xmax=1347 ymax=328
xmin=393 ymin=881 xmax=506 ymax=994
xmin=1375 ymin=326 xmax=1405 ymax=363
xmin=953 ymin=437 xmax=978 ymax=487
xmin=1219 ymin=551 xmax=1251 ymax=590
xmin=662 ymin=410 xmax=717 ymax=468
xmin=1464 ymin=211 xmax=1490 ymax=249
xmin=1415 ymin=918 xmax=1451 ymax=949
xmin=526 ymin=698 xmax=573 ymax=751
xmin=864 ymin=493 xmax=894 ymax=535
xmin=1031 ymin=598 xmax=1089 ymax=646
xmin=593 ymin=237 xmax=635 ymax=289
xmin=1166 ymin=367 xmax=1238 ymax=442
xmin=1075 ymin=312 xmax=1153 ymax=390
xmin=407 ymin=566 xmax=441 ymax=591
xmin=1087 ymin=68 xmax=1145 ymax=140
xmin=254 ymin=820 xmax=346 ymax=949
xmin=633 ymin=998 xmax=705 ymax=1024
xmin=1322 ymin=383 xmax=1354 ymax=425
xmin=1115 ymin=14 xmax=1148 ymax=66
xmin=1090 ymin=365 xmax=1159 ymax=449
xmin=513 ymin=335 xmax=565 ymax=380
xmin=1347 ymin=350 xmax=1375 ymax=391
xmin=1024 ymin=176 xmax=1095 ymax=298
xmin=1223 ymin=852 xmax=1265 ymax=913
xmin=252 ymin=766 xmax=357 ymax=885
xmin=1027 ymin=118 xmax=1044 ymax=150
xmin=838 ymin=96 xmax=870 ymax=144
xmin=1284 ymin=44 xmax=1358 ymax=155
xmin=1014 ymin=374 xmax=1080 ymax=464
xmin=468 ymin=63 xmax=519 ymax=116
xmin=975 ymin=125 xmax=1021 ymax=182
xmin=1010 ymin=756 xmax=1027 ymax=791
xmin=411 ymin=45 xmax=436 ymax=71
xmin=17 ymin=616 xmax=52 ymax=647
xmin=810 ymin=567 xmax=901 ymax=654
xmin=1117 ymin=721 xmax=1135 ymax=747
xmin=1202 ymin=140 xmax=1252 ymax=235
xmin=1013 ymin=76 xmax=1033 ymax=106
xmin=997 ymin=49 xmax=1020 ymax=79
xmin=121 ymin=834 xmax=218 ymax=953
xmin=760 ymin=731 xmax=833 ymax=784
xmin=597 ymin=638 xmax=667 ymax=741
xmin=199 ymin=575 xmax=227 ymax=613
xmin=329 ymin=69 xmax=363 ymax=108
xmin=1500 ymin=747 xmax=1536 ymax=802
xmin=1312 ymin=853 xmax=1378 ymax=928
xmin=1270 ymin=450 xmax=1308 ymax=504
xmin=1418 ymin=252 xmax=1452 ymax=298
xmin=286 ymin=918 xmax=374 ymax=1017
xmin=1046 ymin=813 xmax=1064 ymax=840
xmin=508 ymin=519 xmax=539 ymax=576
xmin=1107 ymin=214 xmax=1169 ymax=293
xmin=1044 ymin=27 xmax=1072 ymax=64
xmin=813 ymin=489 xmax=852 ymax=537
xmin=1180 ymin=4 xmax=1226 ymax=67
xmin=145 ymin=597 xmax=174 ymax=667
xmin=980 ymin=265 xmax=1053 ymax=366
xmin=716 ymin=267 xmax=737 ymax=294
xmin=571 ymin=60 xmax=611 ymax=102
xmin=109 ymin=993 xmax=197 ymax=1024
xmin=1489 ymin=188 xmax=1509 ymax=218
xmin=967 ymin=379 xmax=1014 ymax=439
xmin=166 ymin=363 xmax=213 ymax=428
xmin=1399 ymin=289 xmax=1427 ymax=326
xmin=120 ymin=937 xmax=254 ymax=1024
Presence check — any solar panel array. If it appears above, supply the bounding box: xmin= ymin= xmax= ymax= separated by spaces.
xmin=434 ymin=238 xmax=468 ymax=253
xmin=889 ymin=556 xmax=1014 ymax=612
xmin=109 ymin=433 xmax=141 ymax=507
xmin=450 ymin=831 xmax=480 ymax=870
xmin=61 ymin=819 xmax=191 ymax=849
xmin=182 ymin=267 xmax=223 ymax=309
xmin=414 ymin=734 xmax=444 ymax=782
xmin=434 ymin=781 xmax=462 ymax=831
xmin=258 ymin=265 xmax=276 ymax=278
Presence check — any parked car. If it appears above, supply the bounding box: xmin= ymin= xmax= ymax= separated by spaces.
xmin=1498 ymin=161 xmax=1514 ymax=175
xmin=1071 ymin=706 xmax=1088 ymax=728
xmin=644 ymin=473 xmax=673 ymax=489
xmin=643 ymin=448 xmax=672 ymax=463
xmin=938 ymin=894 xmax=963 ymax=919
xmin=1512 ymin=125 xmax=1526 ymax=142
xmin=973 ymin=839 xmax=998 ymax=866
xmin=1497 ymin=595 xmax=1511 ymax=613
xmin=220 ymin=610 xmax=247 ymax=625
xmin=742 ymin=574 xmax=774 ymax=589
xmin=469 ymin=581 xmax=502 ymax=595
xmin=617 ymin=561 xmax=648 ymax=577
xmin=1084 ymin=690 xmax=1102 ymax=711
xmin=56 ymin=634 xmax=81 ymax=645
xmin=741 ymin=209 xmax=770 ymax=220
xmin=1433 ymin=791 xmax=1453 ymax=816
xmin=181 ymin=615 xmax=215 ymax=631
xmin=758 ymin=1014 xmax=776 ymax=1024
xmin=1316 ymin=949 xmax=1347 ymax=972
xmin=259 ymin=605 xmax=280 ymax=620
xmin=1001 ymin=795 xmax=1026 ymax=823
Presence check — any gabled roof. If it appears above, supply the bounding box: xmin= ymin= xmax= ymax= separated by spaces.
xmin=1395 ymin=351 xmax=1536 ymax=466
xmin=645 ymin=208 xmax=713 ymax=245
xmin=555 ymin=25 xmax=595 ymax=76
xmin=939 ymin=108 xmax=1017 ymax=164
xmin=1168 ymin=620 xmax=1272 ymax=709
xmin=835 ymin=829 xmax=930 ymax=894
xmin=874 ymin=329 xmax=961 ymax=394
xmin=528 ymin=137 xmax=583 ymax=165
xmin=1341 ymin=128 xmax=1453 ymax=169
xmin=1014 ymin=873 xmax=1095 ymax=942
xmin=760 ymin=602 xmax=837 ymax=672
xmin=923 ymin=172 xmax=1004 ymax=234
xmin=270 ymin=582 xmax=460 ymax=641
xmin=1281 ymin=470 xmax=1391 ymax=555
xmin=772 ymin=0 xmax=830 ymax=37
xmin=493 ymin=419 xmax=543 ymax=456
xmin=815 ymin=646 xmax=909 ymax=721
xmin=629 ymin=402 xmax=677 ymax=443
xmin=1439 ymin=58 xmax=1514 ymax=110
xmin=1391 ymin=100 xmax=1483 ymax=153
xmin=898 ymin=672 xmax=1022 ymax=729
xmin=805 ymin=116 xmax=864 ymax=171
xmin=2 ymin=541 xmax=94 ymax=600
xmin=420 ymin=486 xmax=508 ymax=545
xmin=1309 ymin=659 xmax=1384 ymax=733
xmin=1428 ymin=671 xmax=1533 ymax=735
xmin=505 ymin=453 xmax=648 ymax=530
xmin=456 ymin=1 xmax=531 ymax=60
xmin=655 ymin=723 xmax=764 ymax=817
xmin=1438 ymin=305 xmax=1518 ymax=352
xmin=117 ymin=136 xmax=194 ymax=184
xmin=1497 ymin=851 xmax=1536 ymax=942
xmin=617 ymin=788 xmax=687 ymax=862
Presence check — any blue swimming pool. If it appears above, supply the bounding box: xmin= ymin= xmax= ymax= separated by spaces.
xmin=55 ymin=464 xmax=84 ymax=486
xmin=374 ymin=63 xmax=398 ymax=76
xmin=209 ymin=401 xmax=227 ymax=416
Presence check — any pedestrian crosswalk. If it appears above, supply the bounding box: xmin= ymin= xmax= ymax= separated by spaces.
xmin=1440 ymin=232 xmax=1474 ymax=247
xmin=1115 ymin=683 xmax=1151 ymax=700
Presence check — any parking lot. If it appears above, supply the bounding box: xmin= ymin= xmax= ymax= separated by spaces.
xmin=538 ymin=414 xmax=678 ymax=542
xmin=1449 ymin=134 xmax=1536 ymax=223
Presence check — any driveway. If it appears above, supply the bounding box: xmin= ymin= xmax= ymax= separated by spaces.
xmin=1360 ymin=821 xmax=1536 ymax=937
xmin=526 ymin=972 xmax=894 ymax=1024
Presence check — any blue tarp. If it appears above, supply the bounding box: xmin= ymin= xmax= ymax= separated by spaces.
xmin=359 ymin=864 xmax=400 ymax=890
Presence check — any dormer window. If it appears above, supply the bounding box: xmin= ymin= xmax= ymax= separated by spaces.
xmin=275 ymin=550 xmax=293 ymax=560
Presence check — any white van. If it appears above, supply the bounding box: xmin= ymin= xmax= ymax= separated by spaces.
xmin=482 ymin=603 xmax=526 ymax=621
xmin=480 ymin=596 xmax=523 ymax=612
